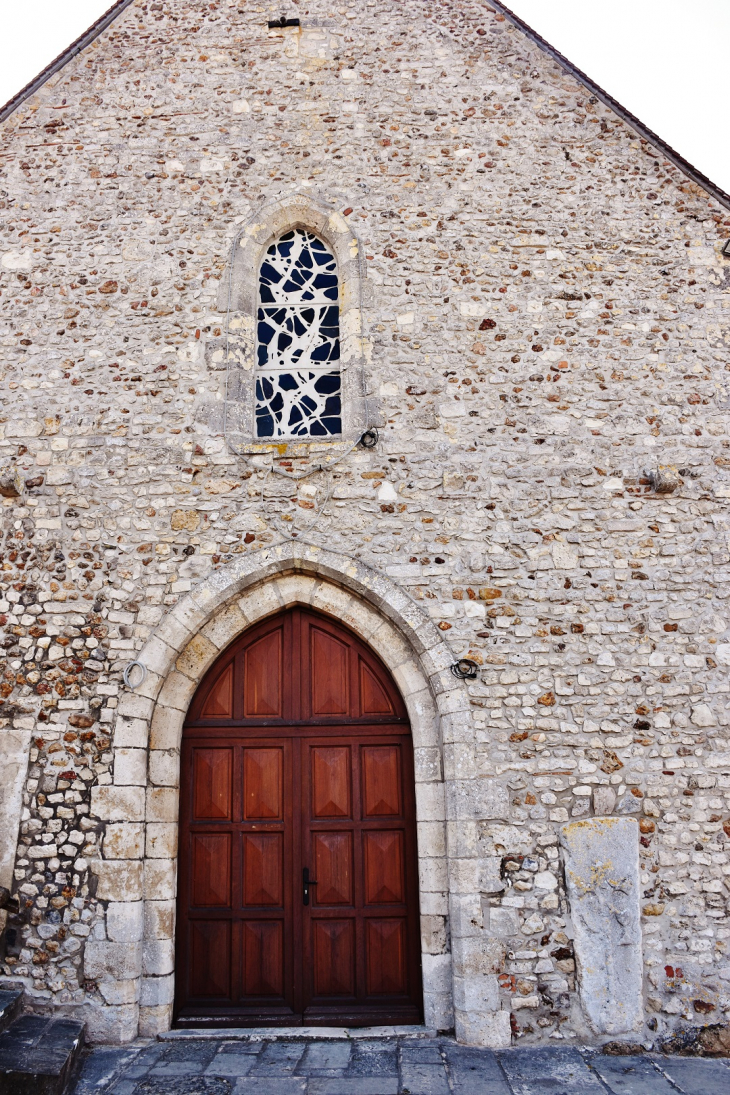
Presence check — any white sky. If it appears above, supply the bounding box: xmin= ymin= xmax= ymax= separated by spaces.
xmin=0 ymin=0 xmax=728 ymax=196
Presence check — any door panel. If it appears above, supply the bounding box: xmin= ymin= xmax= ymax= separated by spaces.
xmin=242 ymin=833 xmax=283 ymax=906
xmin=311 ymin=746 xmax=351 ymax=818
xmin=176 ymin=606 xmax=421 ymax=1028
xmin=193 ymin=747 xmax=232 ymax=820
xmin=243 ymin=747 xmax=282 ymax=819
xmin=313 ymin=919 xmax=356 ymax=996
xmin=191 ymin=833 xmax=231 ymax=907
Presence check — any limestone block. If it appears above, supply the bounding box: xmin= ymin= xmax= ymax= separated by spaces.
xmin=84 ymin=940 xmax=143 ymax=981
xmin=0 ymin=728 xmax=31 ymax=890
xmin=593 ymin=786 xmax=616 ymax=815
xmin=103 ymin=824 xmax=145 ymax=860
xmin=113 ymin=717 xmax=149 ymax=749
xmin=486 ymin=905 xmax=519 ymax=937
xmin=150 ymin=706 xmax=184 ymax=751
xmin=560 ymin=816 xmax=643 ymax=1034
xmin=421 ymin=914 xmax=448 ymax=955
xmin=92 ymin=860 xmax=144 ymax=902
xmin=419 ymin=856 xmax=448 ymax=895
xmin=113 ymin=748 xmax=147 ymax=786
xmin=415 ymin=781 xmax=445 ymax=822
xmin=146 ymin=822 xmax=178 ymax=859
xmin=449 ymin=858 xmax=481 ymax=895
xmin=98 ymin=979 xmax=140 ymax=1006
xmin=422 ymin=952 xmax=453 ymax=996
xmin=116 ymin=692 xmax=154 ymax=721
xmin=200 ymin=602 xmax=247 ymax=650
xmin=149 ymin=749 xmax=179 ymax=787
xmin=423 ymin=991 xmax=454 ymax=1034
xmin=143 ymin=939 xmax=175 ymax=977
xmin=145 ymin=859 xmax=177 ymax=901
xmin=156 ymin=671 xmax=197 ymax=713
xmin=91 ymin=785 xmax=145 ymax=822
xmin=107 ymin=901 xmax=144 ymax=942
xmin=416 ymin=820 xmax=446 ymax=859
xmin=140 ymin=973 xmax=175 ymax=1007
xmin=453 ymin=973 xmax=500 ymax=1013
xmin=455 ymin=1007 xmax=511 ymax=1050
xmin=447 ymin=779 xmax=509 ymax=822
xmin=176 ymin=633 xmax=218 ymax=679
xmin=84 ymin=1003 xmax=139 ymax=1046
xmin=449 ymin=893 xmax=483 ymax=938
xmin=146 ymin=787 xmax=179 ymax=823
xmin=138 ymin=1004 xmax=173 ymax=1039
xmin=144 ymin=899 xmax=175 ymax=940
xmin=414 ymin=747 xmax=443 ymax=783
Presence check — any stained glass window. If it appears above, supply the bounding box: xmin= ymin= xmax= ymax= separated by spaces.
xmin=255 ymin=229 xmax=342 ymax=438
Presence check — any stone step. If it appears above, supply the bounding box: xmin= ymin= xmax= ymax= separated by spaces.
xmin=0 ymin=988 xmax=23 ymax=1034
xmin=0 ymin=1014 xmax=85 ymax=1095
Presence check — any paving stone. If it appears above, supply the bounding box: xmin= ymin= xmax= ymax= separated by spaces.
xmin=73 ymin=1046 xmax=143 ymax=1094
xmin=347 ymin=1041 xmax=399 ymax=1076
xmin=588 ymin=1054 xmax=678 ymax=1094
xmin=398 ymin=1061 xmax=450 ymax=1094
xmin=205 ymin=1053 xmax=258 ymax=1078
xmin=247 ymin=1041 xmax=306 ymax=1075
xmin=307 ymin=1079 xmax=399 ymax=1095
xmin=497 ymin=1046 xmax=606 ymax=1093
xmin=231 ymin=1080 xmax=306 ymax=1095
xmin=442 ymin=1046 xmax=512 ymax=1095
xmin=654 ymin=1056 xmax=730 ymax=1095
xmin=132 ymin=1079 xmax=232 ymax=1095
xmin=297 ymin=1040 xmax=352 ymax=1074
xmin=0 ymin=1014 xmax=86 ymax=1095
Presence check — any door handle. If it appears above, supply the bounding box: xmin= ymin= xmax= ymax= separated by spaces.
xmin=303 ymin=867 xmax=318 ymax=906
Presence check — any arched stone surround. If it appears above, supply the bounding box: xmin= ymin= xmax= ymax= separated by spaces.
xmin=88 ymin=543 xmax=510 ymax=1048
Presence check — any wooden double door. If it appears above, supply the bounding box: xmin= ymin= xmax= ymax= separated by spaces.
xmin=175 ymin=607 xmax=422 ymax=1027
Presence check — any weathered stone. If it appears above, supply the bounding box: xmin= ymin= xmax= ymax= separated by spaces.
xmin=560 ymin=818 xmax=643 ymax=1035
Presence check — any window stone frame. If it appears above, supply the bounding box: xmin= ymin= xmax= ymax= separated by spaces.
xmin=219 ymin=194 xmax=369 ymax=456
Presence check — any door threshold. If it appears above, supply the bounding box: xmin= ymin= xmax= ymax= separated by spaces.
xmin=161 ymin=1024 xmax=437 ymax=1042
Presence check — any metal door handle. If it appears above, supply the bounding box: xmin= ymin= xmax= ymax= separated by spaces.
xmin=303 ymin=867 xmax=318 ymax=905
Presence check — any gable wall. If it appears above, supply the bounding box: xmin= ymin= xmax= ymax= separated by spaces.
xmin=0 ymin=0 xmax=729 ymax=1047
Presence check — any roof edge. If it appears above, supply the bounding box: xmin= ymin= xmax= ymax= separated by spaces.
xmin=483 ymin=0 xmax=730 ymax=214
xmin=0 ymin=0 xmax=136 ymax=127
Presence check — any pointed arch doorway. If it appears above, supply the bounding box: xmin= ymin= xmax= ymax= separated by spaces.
xmin=174 ymin=606 xmax=423 ymax=1028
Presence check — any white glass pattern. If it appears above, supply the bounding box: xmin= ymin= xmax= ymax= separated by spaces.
xmin=256 ymin=229 xmax=341 ymax=438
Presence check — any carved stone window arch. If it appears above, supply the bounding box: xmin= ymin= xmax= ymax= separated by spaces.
xmin=220 ymin=195 xmax=369 ymax=457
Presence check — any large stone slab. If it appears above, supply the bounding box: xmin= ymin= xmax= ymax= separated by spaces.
xmin=559 ymin=817 xmax=642 ymax=1035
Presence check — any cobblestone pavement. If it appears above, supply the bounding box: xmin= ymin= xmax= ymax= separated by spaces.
xmin=69 ymin=1035 xmax=730 ymax=1095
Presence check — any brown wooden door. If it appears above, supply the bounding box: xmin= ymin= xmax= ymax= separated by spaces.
xmin=175 ymin=607 xmax=422 ymax=1027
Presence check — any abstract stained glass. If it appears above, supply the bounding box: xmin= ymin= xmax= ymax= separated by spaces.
xmin=256 ymin=229 xmax=342 ymax=437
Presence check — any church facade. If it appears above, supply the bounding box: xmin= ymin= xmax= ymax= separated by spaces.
xmin=0 ymin=0 xmax=729 ymax=1049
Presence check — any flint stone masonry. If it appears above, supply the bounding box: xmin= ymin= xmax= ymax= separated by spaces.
xmin=560 ymin=817 xmax=643 ymax=1035
xmin=0 ymin=0 xmax=729 ymax=1053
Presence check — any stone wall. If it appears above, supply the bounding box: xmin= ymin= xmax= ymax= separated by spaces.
xmin=0 ymin=0 xmax=729 ymax=1048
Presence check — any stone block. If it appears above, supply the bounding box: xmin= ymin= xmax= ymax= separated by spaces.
xmin=140 ymin=973 xmax=175 ymax=1007
xmin=200 ymin=602 xmax=248 ymax=650
xmin=146 ymin=786 xmax=179 ymax=823
xmin=593 ymin=786 xmax=616 ymax=815
xmin=560 ymin=816 xmax=643 ymax=1034
xmin=106 ymin=900 xmax=144 ymax=942
xmin=150 ymin=705 xmax=184 ymax=751
xmin=156 ymin=671 xmax=197 ymax=713
xmin=92 ymin=859 xmax=144 ymax=902
xmin=98 ymin=978 xmax=140 ymax=1005
xmin=453 ymin=973 xmax=501 ymax=1014
xmin=84 ymin=1003 xmax=139 ymax=1046
xmin=454 ymin=1007 xmax=511 ymax=1049
xmin=421 ymin=914 xmax=448 ymax=954
xmin=113 ymin=717 xmax=149 ymax=749
xmin=144 ymin=859 xmax=176 ymax=901
xmin=415 ymin=781 xmax=445 ymax=822
xmin=486 ymin=905 xmax=519 ymax=937
xmin=91 ymin=785 xmax=145 ymax=823
xmin=422 ymin=951 xmax=453 ymax=997
xmin=138 ymin=1004 xmax=173 ymax=1039
xmin=84 ymin=940 xmax=142 ymax=981
xmin=143 ymin=939 xmax=175 ymax=976
xmin=144 ymin=899 xmax=175 ymax=939
xmin=146 ymin=822 xmax=178 ymax=859
xmin=423 ymin=991 xmax=454 ymax=1034
xmin=149 ymin=749 xmax=180 ymax=787
xmin=176 ymin=633 xmax=218 ymax=679
xmin=113 ymin=748 xmax=147 ymax=786
xmin=416 ymin=821 xmax=446 ymax=859
xmin=104 ymin=823 xmax=145 ymax=860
